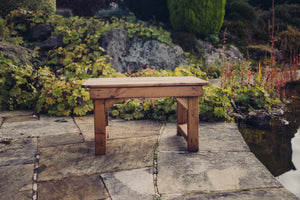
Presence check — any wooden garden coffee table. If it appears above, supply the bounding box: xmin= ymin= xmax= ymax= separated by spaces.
xmin=82 ymin=77 xmax=208 ymax=155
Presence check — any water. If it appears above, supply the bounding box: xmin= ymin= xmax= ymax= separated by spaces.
xmin=238 ymin=81 xmax=300 ymax=198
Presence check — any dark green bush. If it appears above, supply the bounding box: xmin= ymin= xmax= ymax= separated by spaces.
xmin=56 ymin=0 xmax=115 ymax=17
xmin=0 ymin=0 xmax=56 ymax=18
xmin=225 ymin=0 xmax=258 ymax=24
xmin=260 ymin=3 xmax=300 ymax=30
xmin=167 ymin=0 xmax=226 ymax=37
xmin=248 ymin=0 xmax=299 ymax=10
xmin=124 ymin=0 xmax=169 ymax=22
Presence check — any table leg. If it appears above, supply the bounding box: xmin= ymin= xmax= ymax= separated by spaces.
xmin=94 ymin=99 xmax=107 ymax=155
xmin=187 ymin=97 xmax=199 ymax=152
xmin=177 ymin=100 xmax=187 ymax=136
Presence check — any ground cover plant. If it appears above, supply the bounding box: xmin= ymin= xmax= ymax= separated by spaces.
xmin=0 ymin=9 xmax=298 ymax=122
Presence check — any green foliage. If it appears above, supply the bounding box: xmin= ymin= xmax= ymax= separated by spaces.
xmin=0 ymin=53 xmax=38 ymax=110
xmin=110 ymin=98 xmax=177 ymax=121
xmin=0 ymin=9 xmax=284 ymax=122
xmin=199 ymin=85 xmax=232 ymax=121
xmin=278 ymin=26 xmax=300 ymax=62
xmin=260 ymin=3 xmax=300 ymax=30
xmin=124 ymin=0 xmax=169 ymax=22
xmin=167 ymin=0 xmax=226 ymax=37
xmin=112 ymin=17 xmax=172 ymax=44
xmin=0 ymin=0 xmax=56 ymax=18
xmin=225 ymin=0 xmax=258 ymax=24
xmin=35 ymin=67 xmax=93 ymax=116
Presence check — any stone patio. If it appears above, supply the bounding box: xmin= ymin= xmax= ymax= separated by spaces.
xmin=0 ymin=111 xmax=299 ymax=200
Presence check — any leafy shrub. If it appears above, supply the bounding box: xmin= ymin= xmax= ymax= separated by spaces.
xmin=221 ymin=20 xmax=250 ymax=48
xmin=248 ymin=0 xmax=299 ymax=10
xmin=278 ymin=26 xmax=300 ymax=62
xmin=124 ymin=0 xmax=169 ymax=22
xmin=0 ymin=53 xmax=38 ymax=110
xmin=199 ymin=85 xmax=232 ymax=121
xmin=167 ymin=0 xmax=226 ymax=37
xmin=56 ymin=0 xmax=114 ymax=16
xmin=0 ymin=0 xmax=56 ymax=18
xmin=259 ymin=3 xmax=300 ymax=30
xmin=225 ymin=0 xmax=258 ymax=24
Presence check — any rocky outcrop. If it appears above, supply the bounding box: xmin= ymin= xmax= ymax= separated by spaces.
xmin=25 ymin=24 xmax=54 ymax=42
xmin=0 ymin=41 xmax=34 ymax=66
xmin=37 ymin=35 xmax=64 ymax=50
xmin=203 ymin=42 xmax=243 ymax=66
xmin=100 ymin=28 xmax=187 ymax=73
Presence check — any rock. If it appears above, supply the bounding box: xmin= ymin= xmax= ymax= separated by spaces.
xmin=271 ymin=109 xmax=284 ymax=116
xmin=25 ymin=24 xmax=54 ymax=42
xmin=171 ymin=32 xmax=204 ymax=55
xmin=56 ymin=8 xmax=73 ymax=18
xmin=100 ymin=28 xmax=187 ymax=73
xmin=0 ymin=41 xmax=34 ymax=66
xmin=37 ymin=35 xmax=64 ymax=50
xmin=245 ymin=110 xmax=271 ymax=127
xmin=247 ymin=45 xmax=282 ymax=61
xmin=203 ymin=41 xmax=243 ymax=66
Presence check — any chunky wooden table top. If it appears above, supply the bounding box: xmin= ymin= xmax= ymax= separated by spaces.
xmin=82 ymin=77 xmax=208 ymax=88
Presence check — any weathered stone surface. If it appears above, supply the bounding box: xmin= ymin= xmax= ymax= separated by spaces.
xmin=0 ymin=164 xmax=33 ymax=200
xmin=39 ymin=133 xmax=84 ymax=148
xmin=158 ymin=123 xmax=187 ymax=152
xmin=162 ymin=188 xmax=299 ymax=200
xmin=0 ymin=138 xmax=37 ymax=166
xmin=25 ymin=24 xmax=53 ymax=42
xmin=38 ymin=174 xmax=109 ymax=200
xmin=159 ymin=123 xmax=249 ymax=152
xmin=38 ymin=136 xmax=157 ymax=181
xmin=157 ymin=151 xmax=281 ymax=195
xmin=203 ymin=42 xmax=243 ymax=67
xmin=37 ymin=35 xmax=64 ymax=50
xmin=5 ymin=115 xmax=38 ymax=123
xmin=102 ymin=167 xmax=155 ymax=200
xmin=0 ymin=41 xmax=34 ymax=66
xmin=75 ymin=116 xmax=162 ymax=141
xmin=100 ymin=28 xmax=187 ymax=73
xmin=0 ymin=116 xmax=79 ymax=139
xmin=0 ymin=110 xmax=34 ymax=118
xmin=245 ymin=110 xmax=271 ymax=127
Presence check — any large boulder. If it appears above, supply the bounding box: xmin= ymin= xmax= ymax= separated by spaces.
xmin=203 ymin=41 xmax=243 ymax=66
xmin=25 ymin=24 xmax=54 ymax=42
xmin=100 ymin=28 xmax=187 ymax=73
xmin=0 ymin=41 xmax=34 ymax=66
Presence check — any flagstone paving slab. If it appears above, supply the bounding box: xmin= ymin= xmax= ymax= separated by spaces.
xmin=38 ymin=174 xmax=110 ymax=200
xmin=159 ymin=123 xmax=249 ymax=152
xmin=5 ymin=115 xmax=38 ymax=123
xmin=162 ymin=188 xmax=299 ymax=200
xmin=38 ymin=136 xmax=157 ymax=181
xmin=0 ymin=164 xmax=33 ymax=200
xmin=75 ymin=116 xmax=162 ymax=141
xmin=157 ymin=151 xmax=281 ymax=195
xmin=0 ymin=116 xmax=79 ymax=139
xmin=0 ymin=110 xmax=34 ymax=118
xmin=0 ymin=138 xmax=37 ymax=167
xmin=39 ymin=133 xmax=84 ymax=148
xmin=101 ymin=167 xmax=155 ymax=200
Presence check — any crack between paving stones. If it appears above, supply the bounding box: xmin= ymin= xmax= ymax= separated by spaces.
xmin=32 ymin=137 xmax=40 ymax=200
xmin=72 ymin=116 xmax=86 ymax=141
xmin=160 ymin=186 xmax=286 ymax=198
xmin=153 ymin=123 xmax=166 ymax=199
